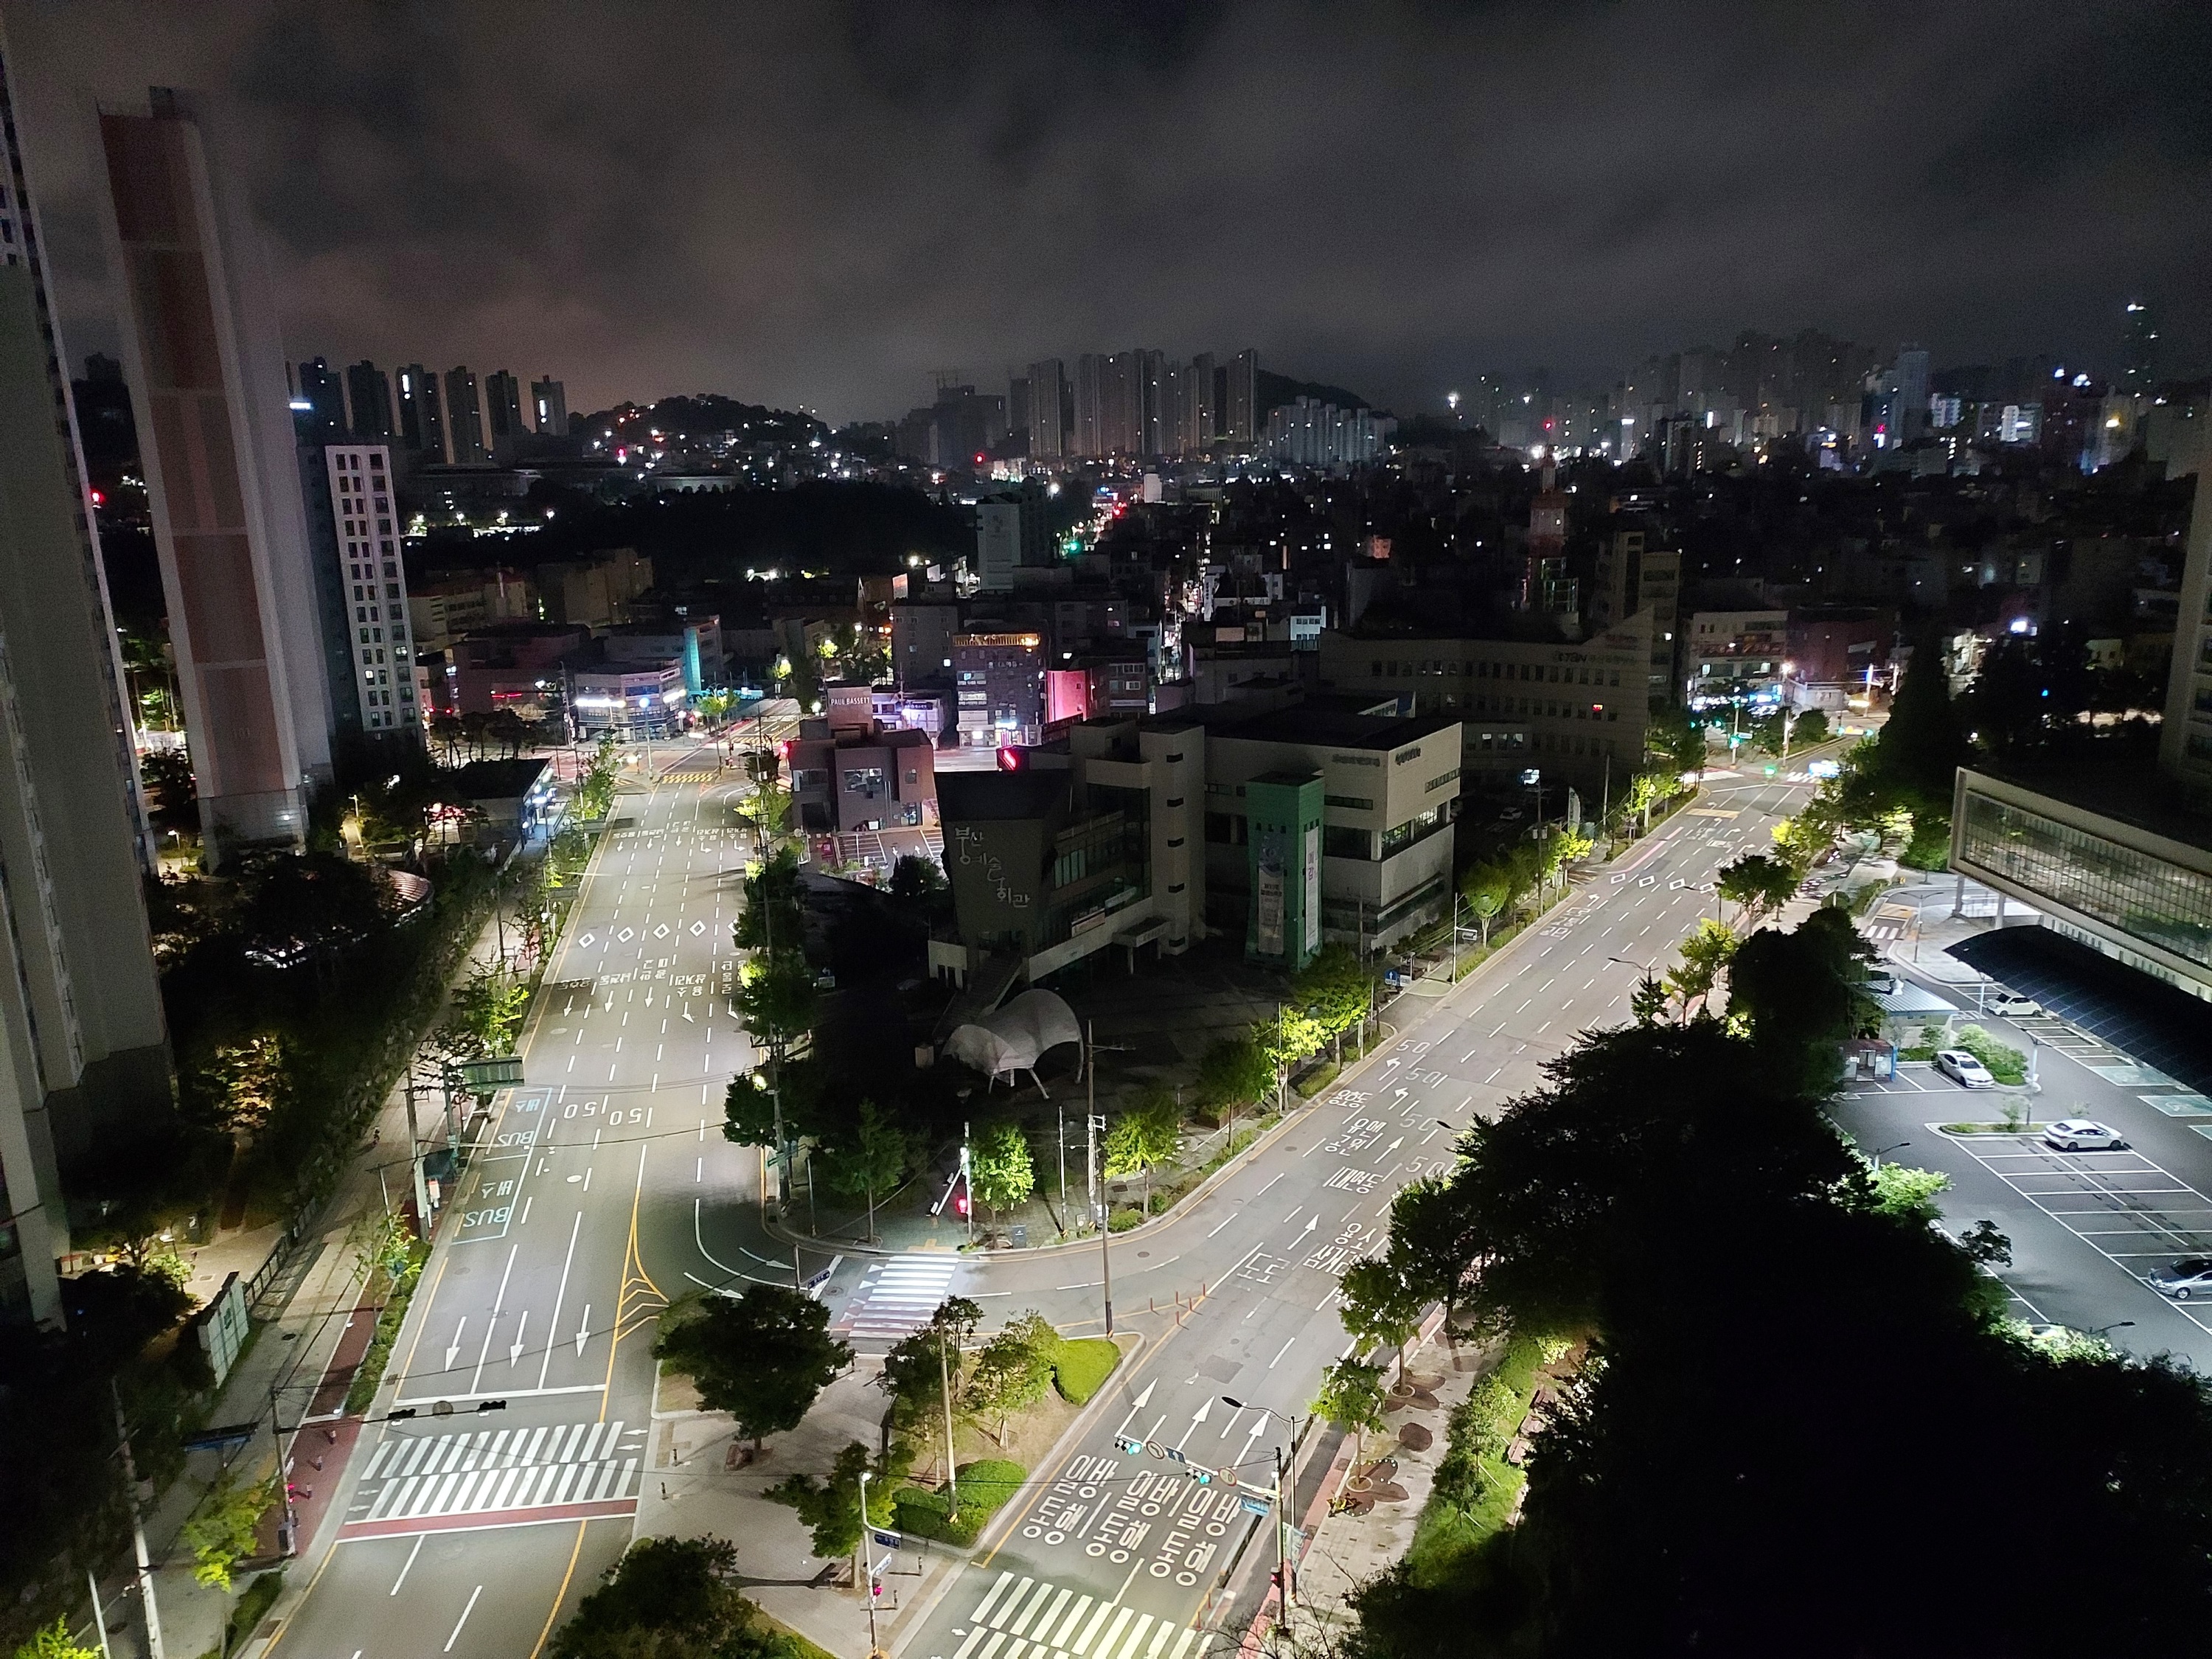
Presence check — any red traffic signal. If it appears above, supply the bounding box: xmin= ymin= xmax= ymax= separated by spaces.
xmin=953 ymin=1192 xmax=969 ymax=1217
xmin=996 ymin=745 xmax=1023 ymax=772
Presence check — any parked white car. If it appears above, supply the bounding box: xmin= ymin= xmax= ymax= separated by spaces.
xmin=1986 ymin=992 xmax=2042 ymax=1019
xmin=1935 ymin=1050 xmax=1994 ymax=1089
xmin=2042 ymin=1119 xmax=2126 ymax=1152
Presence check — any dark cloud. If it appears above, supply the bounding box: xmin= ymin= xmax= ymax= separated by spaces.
xmin=11 ymin=0 xmax=2208 ymax=420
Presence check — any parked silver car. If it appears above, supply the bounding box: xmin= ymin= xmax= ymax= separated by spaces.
xmin=2147 ymin=1258 xmax=2212 ymax=1300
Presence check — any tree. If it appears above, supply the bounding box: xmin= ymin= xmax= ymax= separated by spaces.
xmin=766 ymin=1440 xmax=898 ymax=1561
xmin=549 ymin=1534 xmax=800 ymax=1659
xmin=453 ymin=967 xmax=530 ymax=1055
xmin=1338 ymin=1253 xmax=1431 ymax=1379
xmin=1728 ymin=908 xmax=1881 ymax=1091
xmin=180 ymin=1467 xmax=278 ymax=1590
xmin=733 ymin=846 xmax=806 ymax=955
xmin=1195 ymin=1034 xmax=1276 ymax=1121
xmin=1630 ymin=972 xmax=1671 ymax=1028
xmin=821 ymin=1099 xmax=908 ymax=1241
xmin=575 ymin=734 xmax=621 ymax=822
xmin=969 ymin=1120 xmax=1035 ymax=1218
xmin=964 ymin=1312 xmax=1057 ymax=1441
xmin=1716 ymin=851 xmax=1802 ymax=928
xmin=1647 ymin=706 xmax=1708 ymax=781
xmin=1665 ymin=919 xmax=1739 ymax=1022
xmin=1102 ymin=1088 xmax=1182 ymax=1214
xmin=1293 ymin=943 xmax=1375 ymax=1058
xmin=888 ymin=853 xmax=948 ymax=913
xmin=1312 ymin=1357 xmax=1388 ymax=1443
xmin=653 ymin=1285 xmax=852 ymax=1452
xmin=1863 ymin=1162 xmax=1951 ymax=1223
xmin=735 ymin=951 xmax=819 ymax=1062
xmin=12 ymin=1622 xmax=99 ymax=1659
xmin=1460 ymin=866 xmax=1509 ymax=946
xmin=880 ymin=1295 xmax=982 ymax=1424
xmin=1871 ymin=634 xmax=1970 ymax=801
xmin=722 ymin=1070 xmax=782 ymax=1149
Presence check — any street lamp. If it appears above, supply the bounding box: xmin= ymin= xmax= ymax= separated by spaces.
xmin=2091 ymin=1321 xmax=2136 ymax=1340
xmin=856 ymin=1469 xmax=883 ymax=1658
xmin=1222 ymin=1397 xmax=1301 ymax=1622
xmin=1870 ymin=1141 xmax=1910 ymax=1168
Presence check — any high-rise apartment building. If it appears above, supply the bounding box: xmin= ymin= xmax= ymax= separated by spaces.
xmin=1138 ymin=348 xmax=1166 ymax=455
xmin=531 ymin=375 xmax=567 ymax=434
xmin=1026 ymin=358 xmax=1065 ymax=458
xmin=295 ymin=355 xmax=346 ymax=439
xmin=346 ymin=358 xmax=394 ymax=439
xmin=97 ymin=86 xmax=335 ymax=856
xmin=1225 ymin=349 xmax=1259 ymax=445
xmin=396 ymin=362 xmax=445 ymax=459
xmin=444 ymin=365 xmax=487 ymax=464
xmin=318 ymin=445 xmax=420 ymax=736
xmin=484 ymin=369 xmax=524 ymax=447
xmin=1187 ymin=351 xmax=1217 ymax=451
xmin=1 ymin=33 xmax=173 ymax=1326
xmin=1074 ymin=353 xmax=1103 ymax=457
xmin=2123 ymin=302 xmax=2160 ymax=394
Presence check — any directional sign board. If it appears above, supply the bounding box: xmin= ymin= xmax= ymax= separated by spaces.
xmin=803 ymin=1267 xmax=832 ymax=1295
xmin=869 ymin=1528 xmax=902 ymax=1551
xmin=455 ymin=1056 xmax=525 ymax=1090
xmin=1241 ymin=1495 xmax=1273 ymax=1517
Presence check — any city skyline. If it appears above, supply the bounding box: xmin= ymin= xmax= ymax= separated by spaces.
xmin=5 ymin=1 xmax=2205 ymax=426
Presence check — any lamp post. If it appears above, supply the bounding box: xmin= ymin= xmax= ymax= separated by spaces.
xmin=1870 ymin=1141 xmax=1910 ymax=1169
xmin=857 ymin=1469 xmax=882 ymax=1658
xmin=1222 ymin=1397 xmax=1301 ymax=1631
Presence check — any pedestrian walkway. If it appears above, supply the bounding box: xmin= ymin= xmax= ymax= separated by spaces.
xmin=950 ymin=1570 xmax=1205 ymax=1659
xmin=340 ymin=1419 xmax=646 ymax=1540
xmin=834 ymin=1251 xmax=963 ymax=1345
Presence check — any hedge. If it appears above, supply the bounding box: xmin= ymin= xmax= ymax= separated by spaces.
xmin=1052 ymin=1338 xmax=1119 ymax=1405
xmin=894 ymin=1459 xmax=1025 ymax=1547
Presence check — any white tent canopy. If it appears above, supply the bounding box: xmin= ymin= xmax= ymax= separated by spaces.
xmin=942 ymin=988 xmax=1083 ymax=1085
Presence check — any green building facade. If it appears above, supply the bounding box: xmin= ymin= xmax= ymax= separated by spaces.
xmin=1245 ymin=770 xmax=1324 ymax=970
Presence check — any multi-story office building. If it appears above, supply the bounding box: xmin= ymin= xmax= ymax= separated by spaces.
xmin=97 ymin=86 xmax=335 ymax=855
xmin=955 ymin=631 xmax=1046 ymax=748
xmin=933 ymin=720 xmax=1204 ymax=986
xmin=295 ymin=355 xmax=347 ymax=439
xmin=396 ymin=362 xmax=445 ymax=460
xmin=532 ymin=375 xmax=567 ymax=434
xmin=1316 ymin=616 xmax=1653 ymax=796
xmin=444 ymin=364 xmax=488 ymax=464
xmin=316 ymin=445 xmax=420 ymax=736
xmin=891 ymin=602 xmax=960 ymax=692
xmin=0 ymin=32 xmax=171 ymax=1326
xmin=1687 ymin=609 xmax=1790 ymax=701
xmin=484 ymin=369 xmax=524 ymax=447
xmin=1203 ymin=703 xmax=1461 ymax=956
xmin=787 ymin=714 xmax=936 ymax=833
xmin=347 ymin=359 xmax=394 ymax=439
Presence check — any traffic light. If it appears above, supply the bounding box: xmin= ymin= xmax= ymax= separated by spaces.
xmin=953 ymin=1191 xmax=969 ymax=1217
xmin=1187 ymin=1467 xmax=1211 ymax=1484
xmin=997 ymin=745 xmax=1023 ymax=772
xmin=1115 ymin=1435 xmax=1144 ymax=1456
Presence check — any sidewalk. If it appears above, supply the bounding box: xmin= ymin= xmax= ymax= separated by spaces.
xmin=93 ymin=878 xmax=548 ymax=1659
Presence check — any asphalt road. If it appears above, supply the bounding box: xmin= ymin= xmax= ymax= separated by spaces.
xmin=271 ymin=742 xmax=821 ymax=1659
xmin=897 ymin=767 xmax=1820 ymax=1659
xmin=1834 ymin=973 xmax=2212 ymax=1372
xmin=271 ymin=757 xmax=1812 ymax=1659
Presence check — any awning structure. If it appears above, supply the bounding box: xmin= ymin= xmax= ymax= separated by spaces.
xmin=942 ymin=987 xmax=1083 ymax=1087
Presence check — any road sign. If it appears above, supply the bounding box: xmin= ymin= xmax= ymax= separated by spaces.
xmin=181 ymin=1423 xmax=257 ymax=1453
xmin=803 ymin=1267 xmax=832 ymax=1295
xmin=1165 ymin=1447 xmax=1186 ymax=1464
xmin=455 ymin=1056 xmax=525 ymax=1090
xmin=870 ymin=1528 xmax=902 ymax=1551
xmin=1241 ymin=1495 xmax=1273 ymax=1516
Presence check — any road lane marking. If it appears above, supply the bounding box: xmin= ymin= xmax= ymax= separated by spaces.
xmin=389 ymin=1533 xmax=423 ymax=1595
xmin=443 ymin=1585 xmax=483 ymax=1652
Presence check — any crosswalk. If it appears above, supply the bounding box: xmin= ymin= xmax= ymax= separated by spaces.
xmin=836 ymin=1252 xmax=961 ymax=1343
xmin=653 ymin=769 xmax=722 ymax=785
xmin=944 ymin=1572 xmax=1206 ymax=1659
xmin=342 ymin=1419 xmax=644 ymax=1535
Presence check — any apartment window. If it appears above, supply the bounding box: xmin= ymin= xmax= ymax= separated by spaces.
xmin=1322 ymin=824 xmax=1371 ymax=860
xmin=1324 ymin=794 xmax=1374 ymax=811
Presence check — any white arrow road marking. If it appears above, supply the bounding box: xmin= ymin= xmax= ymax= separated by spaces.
xmin=1113 ymin=1381 xmax=1157 ymax=1437
xmin=1304 ymin=1215 xmax=1319 ymax=1234
xmin=1174 ymin=1399 xmax=1211 ymax=1451
xmin=509 ymin=1310 xmax=529 ymax=1366
xmin=444 ymin=1317 xmax=466 ymax=1371
xmin=575 ymin=1306 xmax=591 ymax=1356
xmin=1245 ymin=1414 xmax=1270 ymax=1446
xmin=1385 ymin=1137 xmax=1403 ymax=1152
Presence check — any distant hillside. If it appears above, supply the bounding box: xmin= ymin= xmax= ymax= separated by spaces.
xmin=1257 ymin=368 xmax=1371 ymax=415
xmin=572 ymin=393 xmax=827 ymax=448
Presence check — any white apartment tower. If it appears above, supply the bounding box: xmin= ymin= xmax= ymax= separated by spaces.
xmin=323 ymin=445 xmax=421 ymax=734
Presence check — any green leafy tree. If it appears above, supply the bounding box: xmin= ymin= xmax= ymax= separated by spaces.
xmin=1648 ymin=705 xmax=1708 ymax=781
xmin=963 ymin=1312 xmax=1057 ymax=1441
xmin=880 ymin=1295 xmax=983 ymax=1424
xmin=454 ymin=967 xmax=530 ymax=1055
xmin=653 ymin=1285 xmax=852 ymax=1452
xmin=1102 ymin=1088 xmax=1183 ymax=1214
xmin=1728 ymin=908 xmax=1881 ymax=1091
xmin=766 ymin=1440 xmax=898 ymax=1561
xmin=735 ymin=951 xmax=819 ymax=1062
xmin=1195 ymin=1034 xmax=1276 ymax=1120
xmin=1717 ymin=851 xmax=1802 ymax=928
xmin=732 ymin=846 xmax=805 ymax=953
xmin=1312 ymin=1357 xmax=1388 ymax=1443
xmin=549 ymin=1534 xmax=800 ymax=1659
xmin=180 ymin=1467 xmax=278 ymax=1590
xmin=1458 ymin=863 xmax=1510 ymax=945
xmin=1863 ymin=1163 xmax=1951 ymax=1223
xmin=1292 ymin=943 xmax=1375 ymax=1058
xmin=12 ymin=1621 xmax=100 ymax=1659
xmin=1630 ymin=972 xmax=1672 ymax=1028
xmin=1666 ymin=919 xmax=1739 ymax=1021
xmin=1338 ymin=1253 xmax=1431 ymax=1379
xmin=969 ymin=1120 xmax=1035 ymax=1218
xmin=575 ymin=734 xmax=621 ymax=821
xmin=888 ymin=853 xmax=949 ymax=914
xmin=821 ymin=1099 xmax=908 ymax=1241
xmin=722 ymin=1071 xmax=782 ymax=1149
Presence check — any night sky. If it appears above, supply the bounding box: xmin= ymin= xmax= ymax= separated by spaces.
xmin=13 ymin=0 xmax=2210 ymax=422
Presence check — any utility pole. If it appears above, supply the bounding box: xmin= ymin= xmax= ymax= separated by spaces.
xmin=1273 ymin=1441 xmax=1293 ymax=1649
xmin=1088 ymin=1107 xmax=1112 ymax=1335
xmin=86 ymin=1570 xmax=114 ymax=1659
xmin=402 ymin=1068 xmax=432 ymax=1225
xmin=857 ymin=1469 xmax=881 ymax=1659
xmin=111 ymin=1382 xmax=165 ymax=1659
xmin=939 ymin=1331 xmax=959 ymax=1506
xmin=960 ymin=1123 xmax=974 ymax=1245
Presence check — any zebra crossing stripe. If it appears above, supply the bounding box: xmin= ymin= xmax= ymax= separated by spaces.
xmin=1049 ymin=1596 xmax=1096 ymax=1649
xmin=1070 ymin=1600 xmax=1115 ymax=1655
xmin=1088 ymin=1609 xmax=1133 ymax=1659
xmin=952 ymin=1627 xmax=994 ymax=1659
xmin=971 ymin=1571 xmax=1018 ymax=1626
xmin=1007 ymin=1582 xmax=1057 ymax=1637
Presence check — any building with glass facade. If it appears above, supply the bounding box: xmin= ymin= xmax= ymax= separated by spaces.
xmin=1951 ymin=768 xmax=2212 ymax=1000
